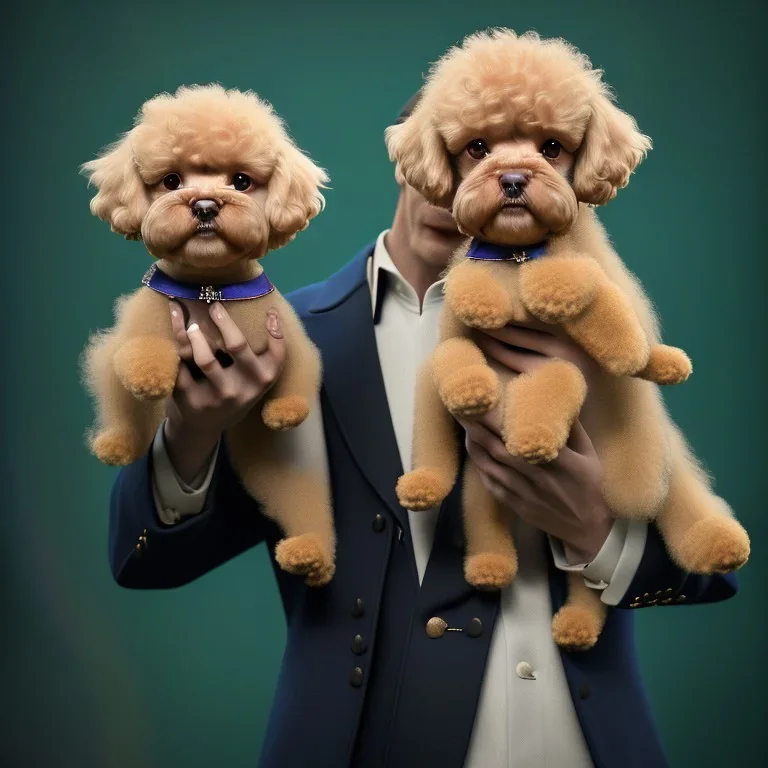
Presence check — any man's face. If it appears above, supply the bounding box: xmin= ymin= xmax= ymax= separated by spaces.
xmin=397 ymin=183 xmax=465 ymax=269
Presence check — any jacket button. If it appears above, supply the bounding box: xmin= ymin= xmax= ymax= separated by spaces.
xmin=372 ymin=514 xmax=386 ymax=532
xmin=426 ymin=617 xmax=448 ymax=638
xmin=466 ymin=618 xmax=483 ymax=638
xmin=579 ymin=682 xmax=590 ymax=700
xmin=135 ymin=529 xmax=148 ymax=557
xmin=351 ymin=634 xmax=367 ymax=655
xmin=352 ymin=598 xmax=365 ymax=618
xmin=350 ymin=667 xmax=364 ymax=687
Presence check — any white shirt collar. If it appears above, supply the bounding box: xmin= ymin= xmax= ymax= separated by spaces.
xmin=368 ymin=230 xmax=445 ymax=319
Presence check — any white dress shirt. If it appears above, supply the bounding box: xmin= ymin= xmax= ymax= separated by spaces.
xmin=151 ymin=230 xmax=649 ymax=767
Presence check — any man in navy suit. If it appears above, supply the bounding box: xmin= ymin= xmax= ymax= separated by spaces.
xmin=108 ymin=95 xmax=738 ymax=767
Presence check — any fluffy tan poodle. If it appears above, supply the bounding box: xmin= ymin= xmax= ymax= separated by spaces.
xmin=386 ymin=29 xmax=750 ymax=649
xmin=81 ymin=84 xmax=335 ymax=586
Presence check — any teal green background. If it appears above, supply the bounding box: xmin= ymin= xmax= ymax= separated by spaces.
xmin=3 ymin=1 xmax=766 ymax=766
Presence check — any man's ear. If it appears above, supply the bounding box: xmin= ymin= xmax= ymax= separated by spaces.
xmin=385 ymin=110 xmax=454 ymax=207
xmin=80 ymin=131 xmax=148 ymax=239
xmin=265 ymin=142 xmax=329 ymax=250
xmin=573 ymin=93 xmax=652 ymax=206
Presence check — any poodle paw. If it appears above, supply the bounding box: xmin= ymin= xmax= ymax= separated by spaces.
xmin=551 ymin=606 xmax=602 ymax=652
xmin=439 ymin=364 xmax=501 ymax=417
xmin=262 ymin=396 xmax=310 ymax=430
xmin=446 ymin=280 xmax=513 ymax=330
xmin=114 ymin=337 xmax=179 ymax=401
xmin=520 ymin=266 xmax=598 ymax=323
xmin=637 ymin=344 xmax=693 ymax=386
xmin=275 ymin=534 xmax=335 ymax=587
xmin=504 ymin=423 xmax=567 ymax=464
xmin=91 ymin=428 xmax=143 ymax=466
xmin=672 ymin=516 xmax=750 ymax=574
xmin=465 ymin=552 xmax=518 ymax=590
xmin=396 ymin=468 xmax=452 ymax=510
xmin=597 ymin=346 xmax=650 ymax=378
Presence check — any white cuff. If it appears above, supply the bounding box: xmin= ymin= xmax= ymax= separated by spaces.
xmin=151 ymin=420 xmax=219 ymax=525
xmin=598 ymin=521 xmax=648 ymax=606
xmin=549 ymin=518 xmax=647 ymax=605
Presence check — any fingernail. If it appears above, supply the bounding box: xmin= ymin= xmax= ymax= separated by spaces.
xmin=266 ymin=310 xmax=282 ymax=338
xmin=210 ymin=302 xmax=224 ymax=321
xmin=187 ymin=323 xmax=200 ymax=334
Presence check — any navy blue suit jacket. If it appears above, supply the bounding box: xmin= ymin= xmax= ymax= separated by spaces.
xmin=109 ymin=244 xmax=738 ymax=768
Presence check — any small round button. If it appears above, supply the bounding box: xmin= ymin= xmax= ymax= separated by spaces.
xmin=350 ymin=667 xmax=364 ymax=687
xmin=466 ymin=618 xmax=483 ymax=638
xmin=372 ymin=514 xmax=386 ymax=533
xmin=352 ymin=598 xmax=365 ymax=618
xmin=515 ymin=661 xmax=536 ymax=680
xmin=579 ymin=682 xmax=590 ymax=700
xmin=426 ymin=617 xmax=447 ymax=639
xmin=351 ymin=634 xmax=367 ymax=655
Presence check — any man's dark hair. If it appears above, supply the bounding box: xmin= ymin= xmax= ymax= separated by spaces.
xmin=395 ymin=89 xmax=422 ymax=125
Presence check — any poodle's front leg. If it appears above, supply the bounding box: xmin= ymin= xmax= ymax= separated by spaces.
xmin=83 ymin=289 xmax=178 ymax=465
xmin=109 ymin=289 xmax=180 ymax=402
xmin=259 ymin=306 xmax=321 ymax=431
xmin=520 ymin=256 xmax=650 ymax=377
xmin=430 ymin=309 xmax=502 ymax=419
xmin=502 ymin=359 xmax=587 ymax=464
xmin=444 ymin=259 xmax=516 ymax=329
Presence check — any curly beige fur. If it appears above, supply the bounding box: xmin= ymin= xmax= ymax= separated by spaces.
xmin=386 ymin=29 xmax=750 ymax=650
xmin=80 ymin=84 xmax=335 ymax=586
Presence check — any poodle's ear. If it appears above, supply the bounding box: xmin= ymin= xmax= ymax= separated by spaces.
xmin=80 ymin=131 xmax=148 ymax=239
xmin=265 ymin=142 xmax=329 ymax=250
xmin=385 ymin=111 xmax=454 ymax=207
xmin=573 ymin=93 xmax=652 ymax=206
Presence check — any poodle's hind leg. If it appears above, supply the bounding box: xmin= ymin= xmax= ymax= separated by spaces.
xmin=397 ymin=363 xmax=462 ymax=510
xmin=551 ymin=573 xmax=607 ymax=652
xmin=655 ymin=427 xmax=750 ymax=574
xmin=228 ymin=414 xmax=335 ymax=586
xmin=462 ymin=459 xmax=518 ymax=590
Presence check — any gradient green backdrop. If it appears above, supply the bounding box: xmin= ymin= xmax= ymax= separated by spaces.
xmin=3 ymin=1 xmax=766 ymax=766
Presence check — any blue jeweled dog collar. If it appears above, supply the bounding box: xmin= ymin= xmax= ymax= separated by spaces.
xmin=466 ymin=239 xmax=548 ymax=264
xmin=141 ymin=263 xmax=275 ymax=304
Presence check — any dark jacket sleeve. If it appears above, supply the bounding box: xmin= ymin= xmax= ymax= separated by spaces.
xmin=614 ymin=523 xmax=739 ymax=609
xmin=108 ymin=441 xmax=275 ymax=589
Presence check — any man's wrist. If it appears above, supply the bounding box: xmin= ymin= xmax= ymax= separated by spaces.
xmin=163 ymin=418 xmax=221 ymax=485
xmin=562 ymin=506 xmax=614 ymax=565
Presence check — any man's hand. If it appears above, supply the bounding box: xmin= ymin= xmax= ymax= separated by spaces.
xmin=164 ymin=300 xmax=286 ymax=483
xmin=457 ymin=324 xmax=613 ymax=564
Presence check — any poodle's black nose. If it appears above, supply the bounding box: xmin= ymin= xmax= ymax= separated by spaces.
xmin=500 ymin=173 xmax=528 ymax=199
xmin=192 ymin=199 xmax=220 ymax=222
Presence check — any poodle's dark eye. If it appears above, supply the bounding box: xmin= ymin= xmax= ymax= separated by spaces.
xmin=541 ymin=139 xmax=562 ymax=160
xmin=466 ymin=139 xmax=490 ymax=160
xmin=163 ymin=173 xmax=182 ymax=190
xmin=231 ymin=173 xmax=253 ymax=192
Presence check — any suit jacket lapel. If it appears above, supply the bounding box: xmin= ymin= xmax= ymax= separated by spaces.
xmin=305 ymin=245 xmax=409 ymax=531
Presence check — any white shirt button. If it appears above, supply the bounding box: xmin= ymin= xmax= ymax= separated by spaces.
xmin=516 ymin=661 xmax=536 ymax=680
